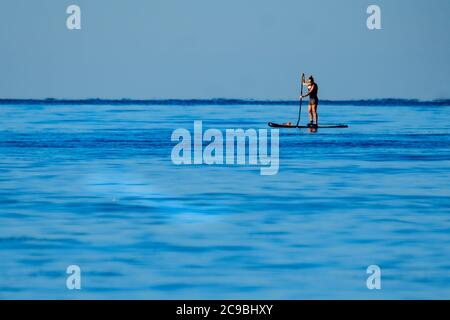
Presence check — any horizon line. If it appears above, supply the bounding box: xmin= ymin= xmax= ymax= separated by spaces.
xmin=0 ymin=98 xmax=450 ymax=106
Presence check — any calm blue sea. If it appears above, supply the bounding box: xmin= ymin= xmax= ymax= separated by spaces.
xmin=0 ymin=102 xmax=449 ymax=299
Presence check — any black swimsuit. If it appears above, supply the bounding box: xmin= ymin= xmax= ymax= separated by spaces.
xmin=309 ymin=84 xmax=319 ymax=105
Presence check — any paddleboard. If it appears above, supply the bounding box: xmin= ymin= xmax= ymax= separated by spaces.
xmin=268 ymin=122 xmax=348 ymax=129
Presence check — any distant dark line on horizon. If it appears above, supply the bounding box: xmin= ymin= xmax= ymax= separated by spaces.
xmin=0 ymin=98 xmax=450 ymax=106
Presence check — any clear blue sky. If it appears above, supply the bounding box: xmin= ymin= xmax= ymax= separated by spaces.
xmin=1 ymin=0 xmax=449 ymax=100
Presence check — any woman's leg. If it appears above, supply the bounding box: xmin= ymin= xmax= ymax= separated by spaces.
xmin=312 ymin=103 xmax=318 ymax=125
xmin=308 ymin=104 xmax=313 ymax=123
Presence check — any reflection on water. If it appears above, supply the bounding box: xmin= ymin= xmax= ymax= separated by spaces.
xmin=0 ymin=103 xmax=450 ymax=299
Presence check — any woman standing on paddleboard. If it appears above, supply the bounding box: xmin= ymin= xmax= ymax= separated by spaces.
xmin=301 ymin=76 xmax=319 ymax=126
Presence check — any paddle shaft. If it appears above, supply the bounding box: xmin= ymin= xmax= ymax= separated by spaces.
xmin=296 ymin=73 xmax=305 ymax=127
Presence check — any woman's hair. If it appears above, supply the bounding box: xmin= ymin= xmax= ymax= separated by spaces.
xmin=308 ymin=76 xmax=315 ymax=83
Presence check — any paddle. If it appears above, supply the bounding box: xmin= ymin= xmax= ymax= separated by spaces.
xmin=296 ymin=73 xmax=305 ymax=127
